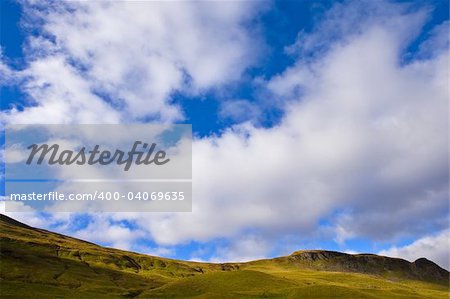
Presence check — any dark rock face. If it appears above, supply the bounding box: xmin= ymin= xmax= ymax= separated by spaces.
xmin=288 ymin=250 xmax=449 ymax=285
xmin=220 ymin=264 xmax=239 ymax=271
xmin=290 ymin=250 xmax=346 ymax=261
xmin=413 ymin=258 xmax=449 ymax=282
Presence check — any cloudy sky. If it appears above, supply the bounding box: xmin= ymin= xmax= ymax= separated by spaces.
xmin=1 ymin=0 xmax=449 ymax=269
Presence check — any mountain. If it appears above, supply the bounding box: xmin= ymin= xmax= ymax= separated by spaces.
xmin=0 ymin=214 xmax=448 ymax=298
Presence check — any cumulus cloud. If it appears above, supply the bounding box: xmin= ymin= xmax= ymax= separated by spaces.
xmin=0 ymin=201 xmax=48 ymax=227
xmin=141 ymin=246 xmax=175 ymax=258
xmin=3 ymin=55 xmax=122 ymax=124
xmin=0 ymin=51 xmax=17 ymax=86
xmin=284 ymin=0 xmax=426 ymax=59
xmin=69 ymin=214 xmax=147 ymax=251
xmin=379 ymin=230 xmax=450 ymax=270
xmin=124 ymin=1 xmax=448 ymax=251
xmin=219 ymin=99 xmax=261 ymax=123
xmin=1 ymin=0 xmax=448 ymax=263
xmin=208 ymin=234 xmax=271 ymax=262
xmin=1 ymin=0 xmax=263 ymax=124
xmin=417 ymin=20 xmax=450 ymax=59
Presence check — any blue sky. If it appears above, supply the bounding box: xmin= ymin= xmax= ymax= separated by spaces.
xmin=1 ymin=0 xmax=448 ymax=132
xmin=1 ymin=0 xmax=449 ymax=268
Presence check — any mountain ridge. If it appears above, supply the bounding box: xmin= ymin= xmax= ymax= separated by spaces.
xmin=1 ymin=214 xmax=449 ymax=298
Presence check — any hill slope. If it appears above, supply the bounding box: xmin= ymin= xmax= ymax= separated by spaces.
xmin=0 ymin=214 xmax=448 ymax=298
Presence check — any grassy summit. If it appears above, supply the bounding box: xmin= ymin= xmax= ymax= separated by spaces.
xmin=0 ymin=214 xmax=448 ymax=298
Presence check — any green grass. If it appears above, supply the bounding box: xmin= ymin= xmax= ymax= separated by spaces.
xmin=0 ymin=214 xmax=448 ymax=298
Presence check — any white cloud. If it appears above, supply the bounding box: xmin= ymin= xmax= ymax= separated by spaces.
xmin=219 ymin=99 xmax=260 ymax=123
xmin=0 ymin=51 xmax=17 ymax=86
xmin=127 ymin=1 xmax=448 ymax=250
xmin=1 ymin=1 xmax=263 ymax=124
xmin=379 ymin=230 xmax=450 ymax=270
xmin=1 ymin=0 xmax=448 ymax=263
xmin=2 ymin=55 xmax=122 ymax=124
xmin=71 ymin=214 xmax=146 ymax=251
xmin=0 ymin=201 xmax=48 ymax=227
xmin=208 ymin=234 xmax=271 ymax=263
xmin=140 ymin=246 xmax=174 ymax=258
xmin=3 ymin=143 xmax=29 ymax=163
xmin=285 ymin=0 xmax=427 ymax=59
xmin=417 ymin=20 xmax=449 ymax=59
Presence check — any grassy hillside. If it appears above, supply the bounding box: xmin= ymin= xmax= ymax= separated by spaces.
xmin=0 ymin=214 xmax=448 ymax=298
